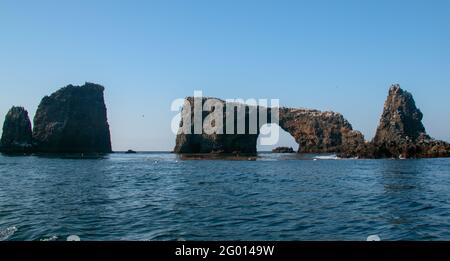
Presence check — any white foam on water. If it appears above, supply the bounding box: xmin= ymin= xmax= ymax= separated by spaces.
xmin=40 ymin=235 xmax=58 ymax=241
xmin=0 ymin=226 xmax=18 ymax=241
xmin=367 ymin=235 xmax=381 ymax=241
xmin=313 ymin=155 xmax=340 ymax=160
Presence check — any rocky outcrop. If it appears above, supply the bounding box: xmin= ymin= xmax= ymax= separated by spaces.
xmin=373 ymin=85 xmax=425 ymax=144
xmin=0 ymin=106 xmax=33 ymax=153
xmin=174 ymin=97 xmax=366 ymax=155
xmin=367 ymin=85 xmax=450 ymax=158
xmin=32 ymin=83 xmax=112 ymax=153
xmin=272 ymin=147 xmax=295 ymax=153
xmin=174 ymin=97 xmax=260 ymax=154
xmin=174 ymin=85 xmax=450 ymax=159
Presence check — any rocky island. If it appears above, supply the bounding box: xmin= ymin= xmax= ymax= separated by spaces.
xmin=0 ymin=83 xmax=112 ymax=154
xmin=174 ymin=85 xmax=450 ymax=159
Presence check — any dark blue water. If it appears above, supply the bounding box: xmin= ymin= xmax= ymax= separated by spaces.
xmin=1 ymin=153 xmax=450 ymax=241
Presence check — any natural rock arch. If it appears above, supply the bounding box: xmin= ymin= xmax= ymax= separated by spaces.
xmin=173 ymin=97 xmax=366 ymax=155
xmin=257 ymin=123 xmax=298 ymax=152
xmin=173 ymin=85 xmax=450 ymax=159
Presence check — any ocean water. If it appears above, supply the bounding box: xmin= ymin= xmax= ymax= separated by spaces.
xmin=1 ymin=152 xmax=450 ymax=241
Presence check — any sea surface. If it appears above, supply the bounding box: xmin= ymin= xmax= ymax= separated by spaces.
xmin=1 ymin=152 xmax=450 ymax=241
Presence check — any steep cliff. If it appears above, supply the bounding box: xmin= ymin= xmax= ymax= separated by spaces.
xmin=0 ymin=106 xmax=33 ymax=153
xmin=174 ymin=97 xmax=260 ymax=154
xmin=32 ymin=83 xmax=112 ymax=153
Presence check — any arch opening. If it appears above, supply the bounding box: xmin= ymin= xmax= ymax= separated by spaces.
xmin=257 ymin=123 xmax=298 ymax=152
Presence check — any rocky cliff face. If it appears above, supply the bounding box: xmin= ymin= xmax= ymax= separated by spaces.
xmin=174 ymin=97 xmax=366 ymax=155
xmin=368 ymin=85 xmax=450 ymax=158
xmin=32 ymin=83 xmax=112 ymax=153
xmin=373 ymin=85 xmax=426 ymax=145
xmin=0 ymin=106 xmax=33 ymax=153
xmin=174 ymin=97 xmax=260 ymax=154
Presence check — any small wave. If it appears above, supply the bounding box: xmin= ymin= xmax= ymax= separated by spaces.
xmin=313 ymin=155 xmax=340 ymax=160
xmin=0 ymin=226 xmax=18 ymax=241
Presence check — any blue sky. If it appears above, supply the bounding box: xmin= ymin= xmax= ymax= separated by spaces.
xmin=1 ymin=0 xmax=450 ymax=151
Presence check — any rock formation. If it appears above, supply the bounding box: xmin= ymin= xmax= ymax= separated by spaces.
xmin=0 ymin=106 xmax=33 ymax=153
xmin=278 ymin=108 xmax=366 ymax=153
xmin=174 ymin=97 xmax=260 ymax=154
xmin=272 ymin=147 xmax=295 ymax=153
xmin=367 ymin=85 xmax=450 ymax=158
xmin=174 ymin=85 xmax=450 ymax=159
xmin=32 ymin=83 xmax=112 ymax=153
xmin=174 ymin=97 xmax=366 ymax=155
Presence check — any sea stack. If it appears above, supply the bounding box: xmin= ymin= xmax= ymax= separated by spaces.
xmin=0 ymin=106 xmax=33 ymax=153
xmin=32 ymin=83 xmax=112 ymax=153
xmin=370 ymin=84 xmax=450 ymax=158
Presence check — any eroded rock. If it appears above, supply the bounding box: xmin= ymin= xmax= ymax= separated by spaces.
xmin=174 ymin=97 xmax=365 ymax=155
xmin=368 ymin=85 xmax=450 ymax=158
xmin=174 ymin=97 xmax=260 ymax=154
xmin=32 ymin=83 xmax=112 ymax=153
xmin=278 ymin=108 xmax=365 ymax=153
xmin=0 ymin=106 xmax=33 ymax=153
xmin=174 ymin=85 xmax=450 ymax=159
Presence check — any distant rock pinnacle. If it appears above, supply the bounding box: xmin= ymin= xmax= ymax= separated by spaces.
xmin=0 ymin=106 xmax=33 ymax=153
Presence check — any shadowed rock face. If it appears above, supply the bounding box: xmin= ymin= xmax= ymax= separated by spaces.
xmin=373 ymin=85 xmax=426 ymax=145
xmin=368 ymin=85 xmax=450 ymax=158
xmin=174 ymin=97 xmax=260 ymax=154
xmin=173 ymin=97 xmax=366 ymax=155
xmin=0 ymin=106 xmax=33 ymax=153
xmin=32 ymin=83 xmax=112 ymax=153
